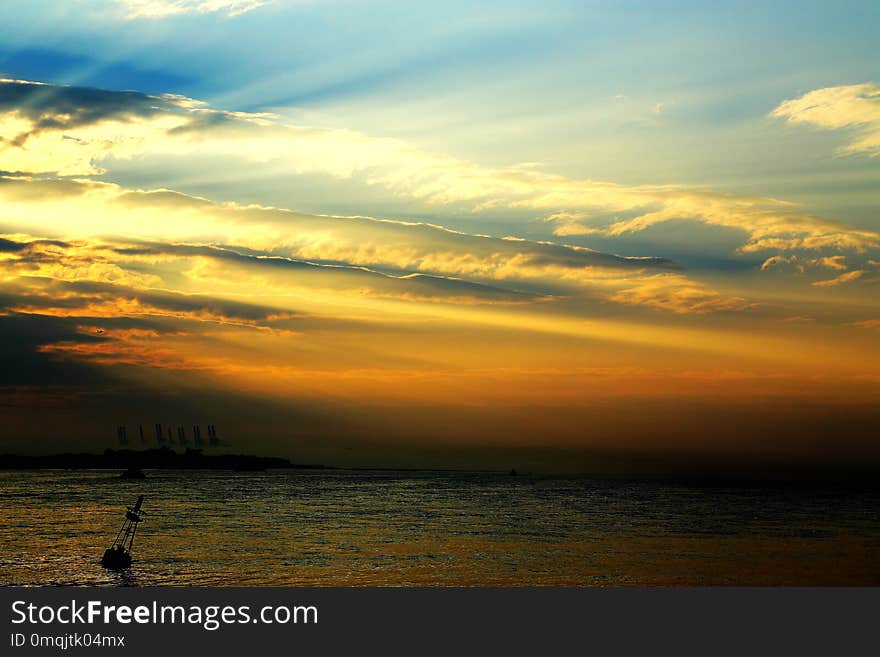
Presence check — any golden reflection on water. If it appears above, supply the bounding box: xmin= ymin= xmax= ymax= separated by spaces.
xmin=0 ymin=470 xmax=878 ymax=586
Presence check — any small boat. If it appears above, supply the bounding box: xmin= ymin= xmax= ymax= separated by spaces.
xmin=233 ymin=464 xmax=265 ymax=472
xmin=120 ymin=467 xmax=146 ymax=479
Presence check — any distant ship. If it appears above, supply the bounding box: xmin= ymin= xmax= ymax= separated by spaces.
xmin=233 ymin=463 xmax=266 ymax=472
xmin=120 ymin=466 xmax=146 ymax=479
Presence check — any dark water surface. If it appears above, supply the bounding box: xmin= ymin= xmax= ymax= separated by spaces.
xmin=1 ymin=469 xmax=878 ymax=586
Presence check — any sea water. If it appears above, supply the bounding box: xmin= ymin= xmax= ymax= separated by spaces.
xmin=1 ymin=469 xmax=878 ymax=586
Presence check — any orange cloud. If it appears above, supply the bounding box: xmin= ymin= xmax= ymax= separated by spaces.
xmin=811 ymin=270 xmax=865 ymax=287
xmin=606 ymin=274 xmax=751 ymax=314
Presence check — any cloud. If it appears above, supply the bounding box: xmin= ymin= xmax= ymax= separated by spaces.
xmin=811 ymin=270 xmax=865 ymax=288
xmin=0 ymin=176 xmax=683 ymax=288
xmin=0 ymin=222 xmax=743 ymax=318
xmin=36 ymin=323 xmax=192 ymax=369
xmin=0 ymin=311 xmax=114 ymax=386
xmin=761 ymin=254 xmax=854 ymax=274
xmin=1 ymin=78 xmax=876 ymax=258
xmin=0 ymin=237 xmax=164 ymax=289
xmin=606 ymin=274 xmax=751 ymax=314
xmin=585 ymin=190 xmax=878 ymax=253
xmin=761 ymin=254 xmax=801 ymax=272
xmin=6 ymin=282 xmax=300 ymax=329
xmin=122 ymin=240 xmax=546 ymax=305
xmin=818 ymin=255 xmax=848 ymax=271
xmin=0 ymin=176 xmax=757 ymax=314
xmin=0 ymin=78 xmax=272 ymax=175
xmin=116 ymin=0 xmax=271 ymax=19
xmin=0 ymin=233 xmax=546 ymax=322
xmin=772 ymin=83 xmax=880 ymax=157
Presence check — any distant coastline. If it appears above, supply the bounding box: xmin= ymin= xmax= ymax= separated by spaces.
xmin=0 ymin=447 xmax=324 ymax=471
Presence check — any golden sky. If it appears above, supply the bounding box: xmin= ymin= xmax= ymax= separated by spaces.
xmin=1 ymin=3 xmax=879 ymax=472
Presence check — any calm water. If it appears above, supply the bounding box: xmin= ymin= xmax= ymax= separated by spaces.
xmin=1 ymin=469 xmax=878 ymax=586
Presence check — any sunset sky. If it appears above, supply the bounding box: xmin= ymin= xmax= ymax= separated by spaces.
xmin=1 ymin=1 xmax=878 ymax=472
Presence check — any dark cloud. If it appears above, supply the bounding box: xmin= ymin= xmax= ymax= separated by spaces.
xmin=0 ymin=237 xmax=29 ymax=252
xmin=0 ymin=311 xmax=336 ymax=456
xmin=4 ymin=278 xmax=300 ymax=325
xmin=0 ymin=78 xmax=252 ymax=150
xmin=0 ymin=235 xmax=70 ymax=258
xmin=0 ymin=313 xmax=107 ymax=386
xmin=515 ymin=240 xmax=676 ymax=271
xmin=0 ymin=79 xmax=170 ymax=146
xmin=165 ymin=110 xmax=244 ymax=135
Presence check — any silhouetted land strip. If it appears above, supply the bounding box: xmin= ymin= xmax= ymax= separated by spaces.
xmin=0 ymin=447 xmax=324 ymax=471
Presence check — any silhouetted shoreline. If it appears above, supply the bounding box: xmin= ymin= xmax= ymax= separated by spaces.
xmin=2 ymin=449 xmax=879 ymax=488
xmin=0 ymin=447 xmax=323 ymax=471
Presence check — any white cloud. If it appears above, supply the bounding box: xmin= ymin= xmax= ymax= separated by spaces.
xmin=772 ymin=82 xmax=880 ymax=157
xmin=116 ymin=0 xmax=272 ymax=19
xmin=1 ymin=78 xmax=877 ymax=263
